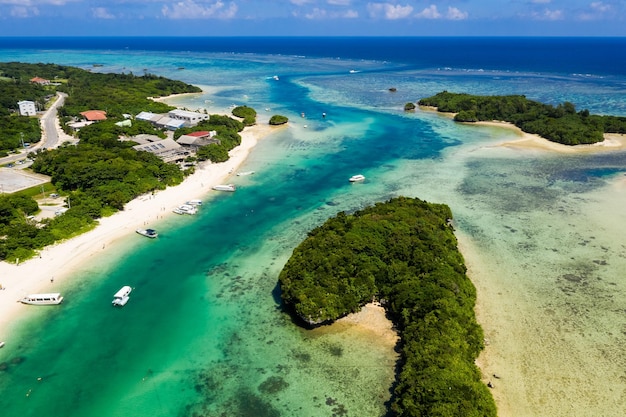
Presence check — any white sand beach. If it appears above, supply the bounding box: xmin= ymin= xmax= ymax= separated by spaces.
xmin=0 ymin=121 xmax=277 ymax=341
xmin=476 ymin=120 xmax=626 ymax=153
xmin=334 ymin=302 xmax=399 ymax=348
xmin=420 ymin=106 xmax=626 ymax=154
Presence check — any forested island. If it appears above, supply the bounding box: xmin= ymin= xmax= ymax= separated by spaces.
xmin=279 ymin=197 xmax=497 ymax=417
xmin=0 ymin=62 xmax=253 ymax=262
xmin=418 ymin=91 xmax=626 ymax=145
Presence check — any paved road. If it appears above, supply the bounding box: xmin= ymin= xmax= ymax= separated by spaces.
xmin=0 ymin=92 xmax=67 ymax=166
xmin=0 ymin=92 xmax=69 ymax=193
xmin=40 ymin=92 xmax=68 ymax=150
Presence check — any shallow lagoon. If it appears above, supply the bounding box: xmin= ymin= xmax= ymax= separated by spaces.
xmin=1 ymin=39 xmax=626 ymax=416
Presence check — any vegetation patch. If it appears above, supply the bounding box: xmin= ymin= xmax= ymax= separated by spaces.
xmin=269 ymin=115 xmax=288 ymax=125
xmin=419 ymin=91 xmax=626 ymax=146
xmin=278 ymin=197 xmax=496 ymax=416
xmin=232 ymin=105 xmax=257 ymax=126
xmin=0 ymin=62 xmax=249 ymax=262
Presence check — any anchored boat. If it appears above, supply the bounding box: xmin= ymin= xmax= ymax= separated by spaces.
xmin=136 ymin=228 xmax=158 ymax=238
xmin=349 ymin=174 xmax=365 ymax=182
xmin=212 ymin=184 xmax=236 ymax=192
xmin=20 ymin=293 xmax=64 ymax=305
xmin=112 ymin=286 xmax=132 ymax=307
xmin=173 ymin=204 xmax=198 ymax=215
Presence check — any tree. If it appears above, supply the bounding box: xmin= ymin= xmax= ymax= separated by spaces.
xmin=269 ymin=115 xmax=288 ymax=125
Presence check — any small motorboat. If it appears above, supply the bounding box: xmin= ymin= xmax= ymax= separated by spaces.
xmin=136 ymin=228 xmax=158 ymax=238
xmin=212 ymin=184 xmax=236 ymax=192
xmin=349 ymin=174 xmax=366 ymax=182
xmin=112 ymin=286 xmax=132 ymax=307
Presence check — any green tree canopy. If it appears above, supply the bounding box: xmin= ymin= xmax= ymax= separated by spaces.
xmin=418 ymin=91 xmax=626 ymax=145
xmin=278 ymin=197 xmax=496 ymax=417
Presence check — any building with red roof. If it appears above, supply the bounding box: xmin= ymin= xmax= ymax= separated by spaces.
xmin=80 ymin=110 xmax=107 ymax=121
xmin=30 ymin=77 xmax=50 ymax=85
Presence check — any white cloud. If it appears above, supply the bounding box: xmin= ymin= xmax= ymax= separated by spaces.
xmin=531 ymin=8 xmax=563 ymax=20
xmin=367 ymin=3 xmax=413 ymax=20
xmin=446 ymin=6 xmax=467 ymax=20
xmin=415 ymin=5 xmax=440 ymax=19
xmin=290 ymin=0 xmax=313 ymax=5
xmin=92 ymin=7 xmax=114 ymax=19
xmin=415 ymin=5 xmax=467 ymax=20
xmin=10 ymin=5 xmax=39 ymax=17
xmin=162 ymin=0 xmax=238 ymax=19
xmin=590 ymin=1 xmax=610 ymax=12
xmin=305 ymin=7 xmax=358 ymax=19
xmin=578 ymin=1 xmax=612 ymax=20
xmin=327 ymin=0 xmax=351 ymax=5
xmin=0 ymin=0 xmax=74 ymax=4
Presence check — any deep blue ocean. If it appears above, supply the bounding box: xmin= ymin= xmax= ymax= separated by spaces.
xmin=3 ymin=37 xmax=626 ymax=77
xmin=1 ymin=37 xmax=626 ymax=417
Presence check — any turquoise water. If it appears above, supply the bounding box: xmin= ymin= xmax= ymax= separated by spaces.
xmin=1 ymin=40 xmax=626 ymax=416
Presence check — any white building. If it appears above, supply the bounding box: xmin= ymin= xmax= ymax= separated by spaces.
xmin=135 ymin=109 xmax=209 ymax=130
xmin=18 ymin=100 xmax=36 ymax=116
xmin=168 ymin=109 xmax=210 ymax=126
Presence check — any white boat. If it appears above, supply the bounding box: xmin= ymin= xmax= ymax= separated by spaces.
xmin=186 ymin=199 xmax=202 ymax=206
xmin=212 ymin=184 xmax=236 ymax=192
xmin=236 ymin=171 xmax=255 ymax=176
xmin=173 ymin=204 xmax=197 ymax=215
xmin=0 ymin=341 xmax=5 ymax=348
xmin=136 ymin=228 xmax=158 ymax=238
xmin=112 ymin=286 xmax=132 ymax=307
xmin=20 ymin=293 xmax=64 ymax=305
xmin=349 ymin=174 xmax=366 ymax=182
xmin=272 ymin=75 xmax=279 ymax=81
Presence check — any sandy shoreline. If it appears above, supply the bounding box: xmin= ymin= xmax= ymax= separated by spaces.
xmin=334 ymin=302 xmax=399 ymax=348
xmin=477 ymin=120 xmax=626 ymax=153
xmin=0 ymin=120 xmax=276 ymax=341
xmin=420 ymin=105 xmax=626 ymax=153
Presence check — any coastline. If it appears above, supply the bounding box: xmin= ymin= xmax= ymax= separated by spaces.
xmin=333 ymin=302 xmax=399 ymax=348
xmin=0 ymin=121 xmax=277 ymax=341
xmin=420 ymin=105 xmax=626 ymax=153
xmin=477 ymin=120 xmax=626 ymax=153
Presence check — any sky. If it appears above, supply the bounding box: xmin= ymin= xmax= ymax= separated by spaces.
xmin=0 ymin=0 xmax=624 ymax=37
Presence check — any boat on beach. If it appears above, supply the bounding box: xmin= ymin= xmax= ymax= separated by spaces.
xmin=136 ymin=228 xmax=158 ymax=238
xmin=349 ymin=174 xmax=366 ymax=182
xmin=173 ymin=204 xmax=198 ymax=215
xmin=212 ymin=184 xmax=236 ymax=192
xmin=186 ymin=199 xmax=202 ymax=206
xmin=112 ymin=286 xmax=132 ymax=307
xmin=20 ymin=293 xmax=64 ymax=305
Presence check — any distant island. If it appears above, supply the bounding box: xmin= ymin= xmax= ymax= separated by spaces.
xmin=279 ymin=197 xmax=497 ymax=417
xmin=418 ymin=91 xmax=626 ymax=146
